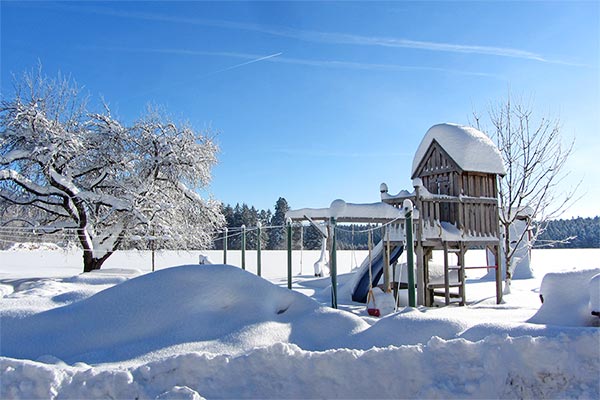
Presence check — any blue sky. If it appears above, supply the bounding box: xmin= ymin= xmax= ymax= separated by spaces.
xmin=1 ymin=1 xmax=598 ymax=218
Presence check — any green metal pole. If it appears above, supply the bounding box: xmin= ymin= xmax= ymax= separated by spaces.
xmin=287 ymin=218 xmax=292 ymax=289
xmin=330 ymin=217 xmax=338 ymax=309
xmin=223 ymin=227 xmax=228 ymax=265
xmin=257 ymin=222 xmax=262 ymax=277
xmin=241 ymin=225 xmax=246 ymax=270
xmin=404 ymin=200 xmax=416 ymax=307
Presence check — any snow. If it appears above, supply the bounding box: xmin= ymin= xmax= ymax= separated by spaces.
xmin=412 ymin=123 xmax=506 ymax=177
xmin=483 ymin=218 xmax=533 ymax=280
xmin=286 ymin=199 xmax=404 ymax=221
xmin=528 ymin=268 xmax=600 ymax=327
xmin=1 ymin=248 xmax=599 ymax=399
xmin=590 ymin=273 xmax=600 ymax=312
xmin=380 ymin=188 xmax=414 ymax=201
xmin=7 ymin=242 xmax=63 ymax=251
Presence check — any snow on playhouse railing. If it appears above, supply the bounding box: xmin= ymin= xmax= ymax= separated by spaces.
xmin=413 ymin=183 xmax=500 ymax=241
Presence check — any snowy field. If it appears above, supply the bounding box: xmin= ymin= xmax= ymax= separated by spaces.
xmin=1 ymin=248 xmax=599 ymax=399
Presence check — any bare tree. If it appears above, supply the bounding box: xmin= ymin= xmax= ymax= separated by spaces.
xmin=473 ymin=96 xmax=579 ymax=284
xmin=0 ymin=68 xmax=224 ymax=272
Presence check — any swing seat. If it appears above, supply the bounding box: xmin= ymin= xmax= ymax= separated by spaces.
xmin=367 ymin=308 xmax=381 ymax=317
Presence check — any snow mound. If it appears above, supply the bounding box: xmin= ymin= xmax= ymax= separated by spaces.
xmin=0 ymin=283 xmax=14 ymax=297
xmin=589 ymin=273 xmax=600 ymax=312
xmin=156 ymin=386 xmax=205 ymax=400
xmin=528 ymin=268 xmax=600 ymax=327
xmin=62 ymin=268 xmax=141 ymax=284
xmin=353 ymin=307 xmax=467 ymax=347
xmin=0 ymin=265 xmax=369 ymax=363
xmin=8 ymin=242 xmax=63 ymax=251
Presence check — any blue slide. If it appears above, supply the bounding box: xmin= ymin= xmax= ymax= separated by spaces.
xmin=351 ymin=244 xmax=404 ymax=303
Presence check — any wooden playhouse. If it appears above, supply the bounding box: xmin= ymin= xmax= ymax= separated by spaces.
xmin=381 ymin=123 xmax=506 ymax=306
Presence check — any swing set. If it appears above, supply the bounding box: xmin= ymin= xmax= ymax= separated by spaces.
xmin=286 ymin=199 xmax=412 ymax=311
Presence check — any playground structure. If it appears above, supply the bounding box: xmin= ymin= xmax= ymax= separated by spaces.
xmin=286 ymin=123 xmax=507 ymax=308
xmin=286 ymin=200 xmax=408 ymax=308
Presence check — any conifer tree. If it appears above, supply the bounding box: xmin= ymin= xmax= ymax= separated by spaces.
xmin=268 ymin=197 xmax=290 ymax=250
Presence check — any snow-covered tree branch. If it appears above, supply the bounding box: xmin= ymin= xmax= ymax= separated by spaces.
xmin=0 ymin=68 xmax=224 ymax=272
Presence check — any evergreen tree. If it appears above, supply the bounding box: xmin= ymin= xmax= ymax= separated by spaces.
xmin=258 ymin=209 xmax=272 ymax=249
xmin=292 ymin=223 xmax=303 ymax=250
xmin=303 ymin=224 xmax=324 ymax=250
xmin=268 ymin=197 xmax=290 ymax=250
xmin=216 ymin=204 xmax=235 ymax=250
xmin=241 ymin=205 xmax=259 ymax=249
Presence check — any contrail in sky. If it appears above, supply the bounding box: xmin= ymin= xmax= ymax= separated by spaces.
xmin=93 ymin=46 xmax=501 ymax=79
xmin=211 ymin=52 xmax=283 ymax=75
xmin=41 ymin=2 xmax=584 ymax=66
xmin=117 ymin=52 xmax=282 ymax=101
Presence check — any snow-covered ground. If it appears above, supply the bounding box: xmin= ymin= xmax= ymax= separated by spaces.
xmin=1 ymin=248 xmax=599 ymax=399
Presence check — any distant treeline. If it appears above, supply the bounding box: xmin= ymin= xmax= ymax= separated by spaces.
xmin=534 ymin=216 xmax=599 ymax=249
xmin=220 ymin=199 xmax=599 ymax=250
xmin=217 ymin=198 xmax=381 ymax=251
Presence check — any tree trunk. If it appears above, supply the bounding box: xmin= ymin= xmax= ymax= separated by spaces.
xmin=503 ymin=224 xmax=512 ymax=281
xmin=82 ymin=250 xmax=113 ymax=273
xmin=77 ymin=226 xmax=115 ymax=273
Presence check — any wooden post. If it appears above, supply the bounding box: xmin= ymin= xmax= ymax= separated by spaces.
xmin=495 ymin=244 xmax=503 ymax=304
xmin=443 ymin=241 xmax=450 ymax=306
xmin=299 ymin=225 xmax=304 ymax=275
xmin=257 ymin=222 xmax=262 ymax=277
xmin=382 ymin=225 xmax=390 ymax=292
xmin=423 ymin=248 xmax=432 ymax=306
xmin=241 ymin=225 xmax=246 ymax=270
xmin=286 ymin=218 xmax=292 ymax=290
xmin=459 ymin=243 xmax=466 ymax=306
xmin=151 ymin=246 xmax=155 ymax=272
xmin=415 ymin=186 xmax=426 ymax=306
xmin=223 ymin=227 xmax=228 ymax=265
xmin=404 ymin=199 xmax=416 ymax=307
xmin=329 ymin=217 xmax=338 ymax=309
xmin=150 ymin=228 xmax=155 ymax=272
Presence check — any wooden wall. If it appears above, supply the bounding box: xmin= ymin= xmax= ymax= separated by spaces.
xmin=413 ymin=142 xmax=500 ymax=238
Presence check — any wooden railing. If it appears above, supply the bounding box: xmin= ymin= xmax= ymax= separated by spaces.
xmin=419 ymin=196 xmax=499 ymax=238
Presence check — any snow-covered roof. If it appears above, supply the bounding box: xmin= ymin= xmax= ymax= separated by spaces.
xmin=412 ymin=123 xmax=506 ymax=178
xmin=286 ymin=199 xmax=404 ymax=222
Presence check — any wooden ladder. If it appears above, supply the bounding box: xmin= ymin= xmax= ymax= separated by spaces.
xmin=428 ymin=242 xmax=466 ymax=306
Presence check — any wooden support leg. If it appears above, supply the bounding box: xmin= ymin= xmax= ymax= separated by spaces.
xmin=494 ymin=244 xmax=502 ymax=304
xmin=443 ymin=242 xmax=450 ymax=306
xmin=459 ymin=243 xmax=466 ymax=306
xmin=423 ymin=248 xmax=432 ymax=307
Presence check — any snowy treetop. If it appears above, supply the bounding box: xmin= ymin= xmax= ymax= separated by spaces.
xmin=412 ymin=123 xmax=506 ymax=177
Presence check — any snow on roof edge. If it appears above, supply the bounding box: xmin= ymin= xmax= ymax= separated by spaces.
xmin=411 ymin=123 xmax=506 ymax=178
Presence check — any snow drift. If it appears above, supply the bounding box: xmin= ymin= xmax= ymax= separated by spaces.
xmin=529 ymin=268 xmax=600 ymax=327
xmin=1 ymin=265 xmax=370 ymax=363
xmin=2 ymin=333 xmax=598 ymax=399
xmin=2 ymin=260 xmax=599 ymax=399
